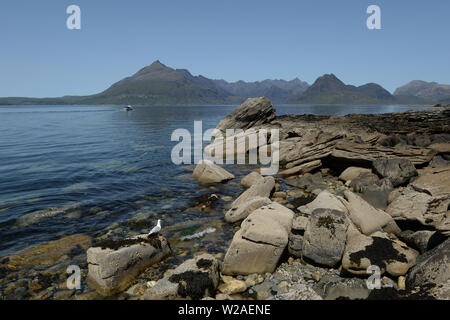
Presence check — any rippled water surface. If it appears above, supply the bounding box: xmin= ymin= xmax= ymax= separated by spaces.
xmin=0 ymin=103 xmax=431 ymax=257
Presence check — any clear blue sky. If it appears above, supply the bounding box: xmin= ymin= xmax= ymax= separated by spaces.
xmin=1 ymin=0 xmax=449 ymax=97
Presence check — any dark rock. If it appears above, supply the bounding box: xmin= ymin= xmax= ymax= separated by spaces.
xmin=430 ymin=155 xmax=450 ymax=168
xmin=285 ymin=172 xmax=327 ymax=193
xmin=406 ymin=238 xmax=450 ymax=296
xmin=350 ymin=172 xmax=393 ymax=209
xmin=398 ymin=230 xmax=447 ymax=254
xmin=216 ymin=97 xmax=276 ymax=131
xmin=372 ymin=158 xmax=418 ymax=187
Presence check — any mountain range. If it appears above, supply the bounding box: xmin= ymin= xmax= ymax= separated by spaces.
xmin=394 ymin=80 xmax=450 ymax=104
xmin=0 ymin=60 xmax=448 ymax=105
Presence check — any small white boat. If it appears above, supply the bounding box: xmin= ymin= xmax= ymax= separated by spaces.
xmin=124 ymin=105 xmax=133 ymax=111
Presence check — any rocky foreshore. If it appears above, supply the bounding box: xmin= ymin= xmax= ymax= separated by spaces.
xmin=1 ymin=98 xmax=449 ymax=300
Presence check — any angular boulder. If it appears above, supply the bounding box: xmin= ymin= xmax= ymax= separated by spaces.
xmin=222 ymin=203 xmax=294 ymax=275
xmin=406 ymin=238 xmax=450 ymax=298
xmin=372 ymin=158 xmax=417 ymax=187
xmin=386 ymin=189 xmax=432 ymax=226
xmin=144 ymin=253 xmax=220 ymax=300
xmin=193 ymin=160 xmax=234 ymax=184
xmin=225 ymin=196 xmax=272 ymax=223
xmin=87 ymin=234 xmax=171 ymax=296
xmin=302 ymin=209 xmax=349 ymax=267
xmin=342 ymin=191 xmax=400 ymax=236
xmin=398 ymin=230 xmax=446 ymax=254
xmin=216 ymin=97 xmax=276 ymax=131
xmin=386 ymin=187 xmax=450 ymax=228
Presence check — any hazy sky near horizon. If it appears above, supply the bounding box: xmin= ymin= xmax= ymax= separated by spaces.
xmin=1 ymin=0 xmax=449 ymax=97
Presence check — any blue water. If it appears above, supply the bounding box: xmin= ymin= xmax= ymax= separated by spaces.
xmin=0 ymin=104 xmax=430 ymax=257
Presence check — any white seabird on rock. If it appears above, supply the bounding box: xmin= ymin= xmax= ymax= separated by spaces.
xmin=148 ymin=219 xmax=161 ymax=235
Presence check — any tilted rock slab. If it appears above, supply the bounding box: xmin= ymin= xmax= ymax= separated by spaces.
xmin=279 ymin=159 xmax=322 ymax=176
xmin=342 ymin=191 xmax=400 ymax=236
xmin=193 ymin=159 xmax=234 ymax=184
xmin=225 ymin=196 xmax=272 ymax=223
xmin=87 ymin=234 xmax=171 ymax=296
xmin=231 ymin=176 xmax=275 ymax=208
xmin=222 ymin=203 xmax=294 ymax=275
xmin=216 ymin=97 xmax=276 ymax=131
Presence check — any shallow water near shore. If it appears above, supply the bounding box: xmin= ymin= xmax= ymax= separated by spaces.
xmin=0 ymin=103 xmax=431 ymax=298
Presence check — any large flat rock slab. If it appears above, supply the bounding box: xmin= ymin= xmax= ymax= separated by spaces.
xmin=87 ymin=234 xmax=171 ymax=296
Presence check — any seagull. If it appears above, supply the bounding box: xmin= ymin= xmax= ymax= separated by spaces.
xmin=148 ymin=219 xmax=161 ymax=236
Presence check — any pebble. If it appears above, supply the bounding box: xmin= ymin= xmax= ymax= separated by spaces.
xmin=398 ymin=276 xmax=406 ymax=291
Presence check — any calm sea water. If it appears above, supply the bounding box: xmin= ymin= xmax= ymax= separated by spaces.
xmin=0 ymin=104 xmax=430 ymax=257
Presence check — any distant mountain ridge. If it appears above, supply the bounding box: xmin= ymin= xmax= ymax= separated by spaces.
xmin=212 ymin=78 xmax=309 ymax=103
xmin=394 ymin=80 xmax=450 ymax=103
xmin=290 ymin=74 xmax=397 ymax=104
xmin=0 ymin=60 xmax=445 ymax=105
xmin=82 ymin=60 xmax=239 ymax=104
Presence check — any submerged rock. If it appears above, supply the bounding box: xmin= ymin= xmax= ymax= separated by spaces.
xmin=5 ymin=234 xmax=91 ymax=269
xmin=193 ymin=160 xmax=234 ymax=184
xmin=144 ymin=253 xmax=220 ymax=300
xmin=13 ymin=203 xmax=83 ymax=229
xmin=87 ymin=234 xmax=171 ymax=296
